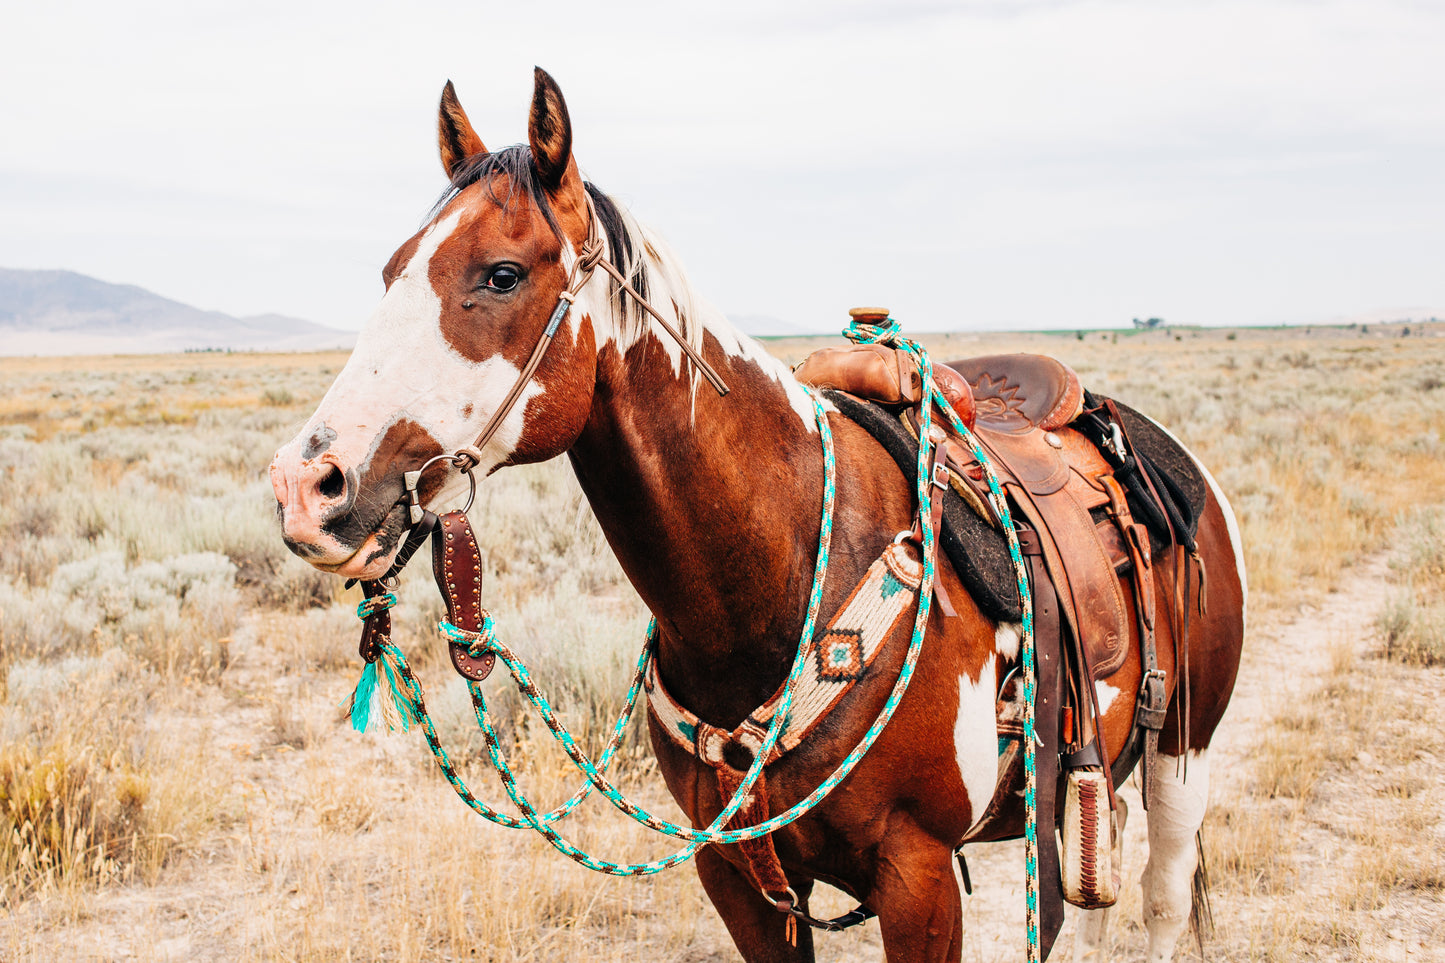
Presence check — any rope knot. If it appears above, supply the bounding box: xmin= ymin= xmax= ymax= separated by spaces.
xmin=438 ymin=616 xmax=498 ymax=658
xmin=576 ymin=237 xmax=607 ymax=276
xmin=356 ymin=593 xmax=398 ymax=620
xmin=451 ymin=446 xmax=484 ymax=473
xmin=844 ymin=317 xmax=903 ymax=346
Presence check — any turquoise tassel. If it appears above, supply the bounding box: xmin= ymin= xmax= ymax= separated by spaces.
xmin=349 ymin=660 xmax=379 ymax=732
xmin=377 ymin=650 xmax=418 ymax=732
xmin=347 ymin=648 xmax=420 ymax=734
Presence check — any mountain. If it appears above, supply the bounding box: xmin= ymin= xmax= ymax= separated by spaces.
xmin=0 ymin=268 xmax=356 ymax=355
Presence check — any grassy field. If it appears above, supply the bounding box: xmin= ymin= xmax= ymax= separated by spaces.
xmin=1 ymin=323 xmax=1442 ymax=960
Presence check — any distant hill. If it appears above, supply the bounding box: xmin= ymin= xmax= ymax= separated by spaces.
xmin=0 ymin=268 xmax=356 ymax=355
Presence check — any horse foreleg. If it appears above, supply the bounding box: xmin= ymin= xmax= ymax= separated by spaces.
xmin=1140 ymin=750 xmax=1210 ymax=962
xmin=695 ymin=845 xmax=816 ymax=962
xmin=871 ymin=828 xmax=962 ymax=962
xmin=1072 ymin=792 xmax=1129 ymax=961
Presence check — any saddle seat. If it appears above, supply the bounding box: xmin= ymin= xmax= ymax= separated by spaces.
xmin=931 ymin=358 xmax=1133 ymax=680
xmin=947 ymin=354 xmax=1084 ymax=434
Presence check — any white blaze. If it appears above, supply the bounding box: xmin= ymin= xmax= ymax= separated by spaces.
xmin=298 ymin=208 xmax=542 ymax=504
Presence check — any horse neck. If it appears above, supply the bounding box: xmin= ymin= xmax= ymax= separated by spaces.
xmin=567 ymin=286 xmax=825 ymax=725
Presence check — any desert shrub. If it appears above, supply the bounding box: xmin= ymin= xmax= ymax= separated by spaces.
xmin=0 ymin=650 xmax=213 ymax=901
xmin=0 ymin=552 xmax=239 ymax=677
xmin=1378 ymin=594 xmax=1445 ymax=667
xmin=0 ymin=737 xmax=146 ymax=900
xmin=1377 ymin=509 xmax=1445 ymax=667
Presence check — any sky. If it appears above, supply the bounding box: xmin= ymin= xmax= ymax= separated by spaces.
xmin=3 ymin=0 xmax=1443 ymax=334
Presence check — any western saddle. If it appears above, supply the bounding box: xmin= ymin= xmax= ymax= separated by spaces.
xmin=794 ymin=309 xmax=1198 ymax=931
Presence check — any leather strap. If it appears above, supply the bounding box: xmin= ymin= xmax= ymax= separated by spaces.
xmin=1018 ymin=529 xmax=1067 ymax=959
xmin=1102 ymin=474 xmax=1168 ymax=809
xmin=714 ymin=766 xmax=793 ymax=909
xmin=431 ymin=510 xmax=496 ymax=682
xmin=358 ymin=580 xmax=394 ymax=663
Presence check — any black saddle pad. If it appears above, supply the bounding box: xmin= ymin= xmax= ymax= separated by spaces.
xmin=825 ymin=389 xmax=1210 ymax=624
xmin=826 ymin=390 xmax=1023 ymax=622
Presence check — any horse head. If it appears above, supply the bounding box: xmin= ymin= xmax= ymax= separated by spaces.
xmin=270 ymin=69 xmax=622 ymax=580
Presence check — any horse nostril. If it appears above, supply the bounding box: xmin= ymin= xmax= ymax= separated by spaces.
xmin=318 ymin=464 xmax=346 ymax=501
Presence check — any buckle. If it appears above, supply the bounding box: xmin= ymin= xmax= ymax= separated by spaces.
xmin=1136 ymin=669 xmax=1169 ymax=730
xmin=1103 ymin=421 xmax=1127 ymax=464
xmin=931 ymin=460 xmax=951 ymax=491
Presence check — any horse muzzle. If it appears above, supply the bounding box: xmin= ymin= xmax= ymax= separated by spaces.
xmin=269 ymin=447 xmax=407 ymax=578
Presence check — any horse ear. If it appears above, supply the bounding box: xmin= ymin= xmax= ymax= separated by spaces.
xmin=438 ymin=80 xmax=487 ymax=179
xmin=528 ymin=67 xmax=577 ymax=192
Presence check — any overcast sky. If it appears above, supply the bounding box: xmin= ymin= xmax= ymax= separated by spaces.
xmin=3 ymin=0 xmax=1442 ymax=333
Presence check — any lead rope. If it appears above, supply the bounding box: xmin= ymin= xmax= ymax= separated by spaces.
xmin=845 ymin=317 xmax=1040 ymax=963
xmin=353 ymin=382 xmax=943 ymax=857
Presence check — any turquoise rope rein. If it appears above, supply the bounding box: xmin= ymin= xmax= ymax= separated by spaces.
xmin=350 ymin=319 xmax=1038 ymax=959
xmin=848 ymin=319 xmax=1040 ymax=962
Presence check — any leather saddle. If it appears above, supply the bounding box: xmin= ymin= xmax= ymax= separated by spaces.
xmin=796 ymin=330 xmax=1198 ymax=953
xmin=798 ymin=347 xmax=1137 ymax=679
xmin=947 ymin=354 xmax=1133 ymax=679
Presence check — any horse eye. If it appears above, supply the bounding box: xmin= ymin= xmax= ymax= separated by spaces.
xmin=486 ymin=266 xmax=521 ymax=292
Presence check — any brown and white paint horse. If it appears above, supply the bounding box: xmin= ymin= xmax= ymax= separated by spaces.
xmin=270 ymin=69 xmax=1245 ymax=962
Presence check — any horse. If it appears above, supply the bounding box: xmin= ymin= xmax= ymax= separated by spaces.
xmin=268 ymin=68 xmax=1245 ymax=962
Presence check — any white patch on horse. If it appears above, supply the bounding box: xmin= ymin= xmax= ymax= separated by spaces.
xmin=703 ymin=309 xmax=818 ymax=430
xmin=298 ymin=207 xmax=542 ymax=485
xmin=1094 ymin=680 xmax=1120 ymax=716
xmin=1142 ymin=416 xmax=1248 ymax=632
xmin=955 ymin=652 xmax=998 ymax=833
xmin=994 ymin=621 xmax=1022 ymax=660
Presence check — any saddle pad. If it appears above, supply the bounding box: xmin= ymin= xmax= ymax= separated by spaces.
xmin=825 ymin=389 xmax=1024 ymax=623
xmin=826 ymin=388 xmax=1209 ymax=623
xmin=1102 ymin=398 xmax=1208 ymax=550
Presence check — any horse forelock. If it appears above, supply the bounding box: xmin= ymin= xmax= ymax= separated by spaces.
xmin=431 ymin=144 xmax=561 ymax=237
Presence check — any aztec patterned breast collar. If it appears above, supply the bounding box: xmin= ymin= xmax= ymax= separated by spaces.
xmin=645 ymin=539 xmax=924 ymax=769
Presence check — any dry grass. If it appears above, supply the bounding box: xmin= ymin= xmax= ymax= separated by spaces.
xmin=2 ymin=324 xmax=1444 ymax=959
xmin=1197 ymin=602 xmax=1445 ymax=961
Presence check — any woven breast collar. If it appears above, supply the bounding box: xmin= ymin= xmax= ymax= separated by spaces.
xmin=645 ymin=540 xmax=923 ymax=770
